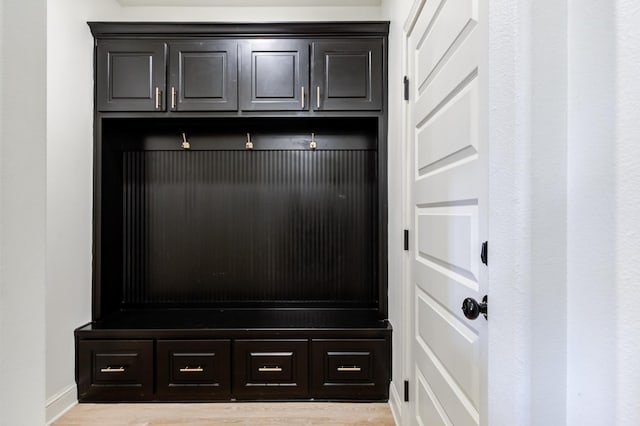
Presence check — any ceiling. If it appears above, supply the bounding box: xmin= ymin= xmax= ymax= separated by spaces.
xmin=116 ymin=0 xmax=382 ymax=6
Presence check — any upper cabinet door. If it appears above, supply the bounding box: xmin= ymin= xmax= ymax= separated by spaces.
xmin=240 ymin=40 xmax=310 ymax=111
xmin=312 ymin=40 xmax=383 ymax=111
xmin=97 ymin=40 xmax=167 ymax=112
xmin=169 ymin=41 xmax=238 ymax=112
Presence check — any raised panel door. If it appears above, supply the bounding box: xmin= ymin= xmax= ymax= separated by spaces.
xmin=312 ymin=40 xmax=382 ymax=111
xmin=169 ymin=40 xmax=238 ymax=111
xmin=97 ymin=40 xmax=166 ymax=112
xmin=240 ymin=40 xmax=309 ymax=111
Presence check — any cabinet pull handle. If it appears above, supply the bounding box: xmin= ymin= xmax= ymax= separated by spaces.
xmin=171 ymin=87 xmax=177 ymax=110
xmin=337 ymin=366 xmax=361 ymax=372
xmin=259 ymin=366 xmax=282 ymax=372
xmin=179 ymin=366 xmax=203 ymax=372
xmin=100 ymin=366 xmax=126 ymax=373
xmin=155 ymin=87 xmax=161 ymax=110
xmin=316 ymin=86 xmax=320 ymax=109
xmin=301 ymin=86 xmax=305 ymax=109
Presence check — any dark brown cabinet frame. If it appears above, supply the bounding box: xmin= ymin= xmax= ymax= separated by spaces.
xmin=77 ymin=22 xmax=391 ymax=403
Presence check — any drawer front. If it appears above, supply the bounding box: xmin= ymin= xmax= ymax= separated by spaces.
xmin=233 ymin=339 xmax=308 ymax=398
xmin=78 ymin=340 xmax=153 ymax=401
xmin=310 ymin=339 xmax=389 ymax=399
xmin=157 ymin=340 xmax=230 ymax=399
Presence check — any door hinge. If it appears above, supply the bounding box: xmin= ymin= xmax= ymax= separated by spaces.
xmin=403 ymin=76 xmax=409 ymax=101
xmin=481 ymin=241 xmax=488 ymax=265
xmin=404 ymin=229 xmax=409 ymax=251
xmin=404 ymin=380 xmax=409 ymax=402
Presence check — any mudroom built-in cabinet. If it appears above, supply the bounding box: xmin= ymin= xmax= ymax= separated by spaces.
xmin=76 ymin=22 xmax=390 ymax=403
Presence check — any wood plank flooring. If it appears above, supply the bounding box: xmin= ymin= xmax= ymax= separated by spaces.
xmin=54 ymin=402 xmax=395 ymax=425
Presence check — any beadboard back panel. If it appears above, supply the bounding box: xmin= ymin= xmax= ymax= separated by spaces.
xmin=120 ymin=148 xmax=378 ymax=307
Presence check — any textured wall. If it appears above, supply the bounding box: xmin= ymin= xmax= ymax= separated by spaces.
xmin=567 ymin=0 xmax=617 ymax=424
xmin=615 ymin=1 xmax=640 ymax=423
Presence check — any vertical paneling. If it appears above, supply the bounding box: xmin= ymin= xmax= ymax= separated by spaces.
xmin=122 ymin=150 xmax=377 ymax=306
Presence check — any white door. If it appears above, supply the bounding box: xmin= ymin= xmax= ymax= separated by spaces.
xmin=404 ymin=0 xmax=488 ymax=424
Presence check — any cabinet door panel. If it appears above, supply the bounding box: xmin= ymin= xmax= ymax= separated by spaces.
xmin=169 ymin=41 xmax=238 ymax=111
xmin=97 ymin=40 xmax=166 ymax=112
xmin=240 ymin=40 xmax=309 ymax=111
xmin=312 ymin=40 xmax=383 ymax=111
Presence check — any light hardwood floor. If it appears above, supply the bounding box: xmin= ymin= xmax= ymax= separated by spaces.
xmin=54 ymin=402 xmax=395 ymax=425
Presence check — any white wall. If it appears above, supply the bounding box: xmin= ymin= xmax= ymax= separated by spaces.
xmin=45 ymin=1 xmax=121 ymax=422
xmin=566 ymin=0 xmax=617 ymax=423
xmin=117 ymin=5 xmax=381 ymax=21
xmin=489 ymin=0 xmax=640 ymax=425
xmin=487 ymin=1 xmax=533 ymax=424
xmin=614 ymin=0 xmax=640 ymax=423
xmin=0 ymin=0 xmax=47 ymax=425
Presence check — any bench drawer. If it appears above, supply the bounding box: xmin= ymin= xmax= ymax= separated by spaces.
xmin=310 ymin=339 xmax=389 ymax=399
xmin=233 ymin=339 xmax=308 ymax=399
xmin=157 ymin=340 xmax=230 ymax=400
xmin=78 ymin=340 xmax=153 ymax=401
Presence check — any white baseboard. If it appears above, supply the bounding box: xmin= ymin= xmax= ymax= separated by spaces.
xmin=389 ymin=381 xmax=403 ymax=426
xmin=46 ymin=384 xmax=77 ymax=425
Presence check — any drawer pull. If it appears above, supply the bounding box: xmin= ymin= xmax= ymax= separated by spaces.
xmin=337 ymin=366 xmax=361 ymax=372
xmin=100 ymin=366 xmax=126 ymax=373
xmin=179 ymin=366 xmax=204 ymax=373
xmin=259 ymin=366 xmax=282 ymax=372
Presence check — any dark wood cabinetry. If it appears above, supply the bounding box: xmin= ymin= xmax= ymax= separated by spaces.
xmin=78 ymin=22 xmax=390 ymax=403
xmin=169 ymin=41 xmax=238 ymax=111
xmin=240 ymin=39 xmax=309 ymax=111
xmin=312 ymin=40 xmax=382 ymax=111
xmin=78 ymin=340 xmax=153 ymax=401
xmin=157 ymin=340 xmax=231 ymax=400
xmin=233 ymin=339 xmax=308 ymax=398
xmin=97 ymin=40 xmax=166 ymax=112
xmin=97 ymin=40 xmax=237 ymax=112
xmin=310 ymin=339 xmax=389 ymax=399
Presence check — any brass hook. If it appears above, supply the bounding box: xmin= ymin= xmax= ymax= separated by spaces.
xmin=310 ymin=132 xmax=317 ymax=150
xmin=181 ymin=133 xmax=190 ymax=150
xmin=246 ymin=133 xmax=254 ymax=150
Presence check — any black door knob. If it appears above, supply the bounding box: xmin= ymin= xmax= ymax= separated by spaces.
xmin=461 ymin=295 xmax=488 ymax=320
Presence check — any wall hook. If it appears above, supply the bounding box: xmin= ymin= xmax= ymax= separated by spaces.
xmin=246 ymin=133 xmax=254 ymax=150
xmin=181 ymin=133 xmax=191 ymax=150
xmin=310 ymin=132 xmax=317 ymax=150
